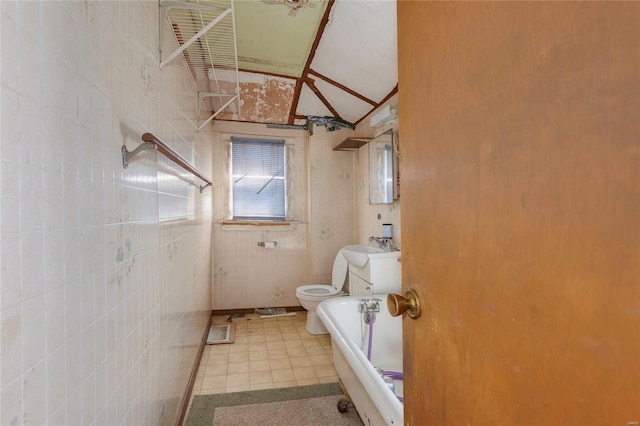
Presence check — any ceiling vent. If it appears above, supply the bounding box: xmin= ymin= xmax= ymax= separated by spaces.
xmin=370 ymin=103 xmax=397 ymax=128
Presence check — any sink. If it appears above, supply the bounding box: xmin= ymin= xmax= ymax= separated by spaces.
xmin=341 ymin=245 xmax=401 ymax=269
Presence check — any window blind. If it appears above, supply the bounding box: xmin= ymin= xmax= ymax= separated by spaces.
xmin=231 ymin=137 xmax=286 ymax=220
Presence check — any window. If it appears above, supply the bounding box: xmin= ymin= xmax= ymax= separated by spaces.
xmin=230 ymin=137 xmax=286 ymax=221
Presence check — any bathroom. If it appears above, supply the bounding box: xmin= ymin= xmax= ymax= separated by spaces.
xmin=1 ymin=1 xmax=638 ymax=425
xmin=1 ymin=1 xmax=400 ymax=423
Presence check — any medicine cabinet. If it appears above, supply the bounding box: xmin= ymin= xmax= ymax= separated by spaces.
xmin=369 ymin=129 xmax=399 ymax=204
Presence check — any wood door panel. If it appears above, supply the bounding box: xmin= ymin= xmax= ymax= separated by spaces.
xmin=398 ymin=2 xmax=640 ymax=425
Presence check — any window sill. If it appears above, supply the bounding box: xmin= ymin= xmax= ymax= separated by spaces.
xmin=218 ymin=220 xmax=301 ymax=231
xmin=220 ymin=220 xmax=291 ymax=227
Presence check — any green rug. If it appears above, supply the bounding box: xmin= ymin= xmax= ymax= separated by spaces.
xmin=185 ymin=383 xmax=363 ymax=426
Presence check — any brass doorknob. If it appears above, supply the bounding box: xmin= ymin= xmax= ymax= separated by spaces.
xmin=387 ymin=290 xmax=422 ymax=319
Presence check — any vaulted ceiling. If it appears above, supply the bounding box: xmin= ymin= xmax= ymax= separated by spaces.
xmin=161 ymin=0 xmax=398 ymax=129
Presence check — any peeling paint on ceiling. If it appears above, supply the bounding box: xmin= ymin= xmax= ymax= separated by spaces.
xmin=209 ymin=0 xmax=398 ymax=126
xmin=215 ymin=72 xmax=295 ymax=123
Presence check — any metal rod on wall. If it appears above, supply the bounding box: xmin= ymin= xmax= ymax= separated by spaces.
xmin=121 ymin=132 xmax=213 ymax=193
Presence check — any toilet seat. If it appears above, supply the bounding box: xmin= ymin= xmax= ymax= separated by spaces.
xmin=296 ymin=250 xmax=348 ymax=300
xmin=296 ymin=284 xmax=342 ymax=300
xmin=295 ymin=249 xmax=349 ymax=334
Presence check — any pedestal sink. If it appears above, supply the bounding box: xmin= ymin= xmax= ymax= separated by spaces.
xmin=341 ymin=245 xmax=401 ymax=269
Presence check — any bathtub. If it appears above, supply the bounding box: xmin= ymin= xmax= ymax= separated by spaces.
xmin=317 ymin=296 xmax=404 ymax=425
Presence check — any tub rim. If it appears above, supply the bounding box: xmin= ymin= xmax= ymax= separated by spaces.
xmin=317 ymin=295 xmax=404 ymax=425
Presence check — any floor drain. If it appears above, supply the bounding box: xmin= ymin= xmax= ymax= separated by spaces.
xmin=207 ymin=324 xmax=235 ymax=344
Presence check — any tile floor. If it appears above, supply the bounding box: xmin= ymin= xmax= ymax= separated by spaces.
xmin=191 ymin=311 xmax=338 ymax=396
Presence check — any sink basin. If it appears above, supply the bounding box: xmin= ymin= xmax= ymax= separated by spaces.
xmin=341 ymin=245 xmax=401 ymax=269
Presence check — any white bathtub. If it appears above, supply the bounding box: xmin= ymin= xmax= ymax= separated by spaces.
xmin=317 ymin=296 xmax=404 ymax=425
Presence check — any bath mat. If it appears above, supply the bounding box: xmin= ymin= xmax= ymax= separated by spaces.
xmin=184 ymin=383 xmax=363 ymax=426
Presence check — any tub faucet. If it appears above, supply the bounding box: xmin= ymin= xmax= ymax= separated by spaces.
xmin=369 ymin=236 xmax=392 ymax=250
xmin=358 ymin=298 xmax=382 ymax=314
xmin=359 ymin=298 xmax=382 ymax=325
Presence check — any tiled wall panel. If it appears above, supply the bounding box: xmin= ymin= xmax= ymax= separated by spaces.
xmin=1 ymin=1 xmax=212 ymax=425
xmin=209 ymin=122 xmax=310 ymax=310
xmin=308 ymin=127 xmax=356 ymax=285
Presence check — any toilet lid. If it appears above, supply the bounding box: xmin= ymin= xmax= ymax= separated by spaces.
xmin=331 ymin=250 xmax=349 ymax=291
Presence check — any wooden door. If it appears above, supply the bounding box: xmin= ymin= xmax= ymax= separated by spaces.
xmin=397 ymin=2 xmax=639 ymax=425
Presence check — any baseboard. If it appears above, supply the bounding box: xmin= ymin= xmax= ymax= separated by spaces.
xmin=176 ymin=313 xmax=212 ymax=426
xmin=211 ymin=305 xmax=305 ymax=316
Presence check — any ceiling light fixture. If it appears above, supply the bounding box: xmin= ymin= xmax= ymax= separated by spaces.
xmin=260 ymin=0 xmax=316 ymax=17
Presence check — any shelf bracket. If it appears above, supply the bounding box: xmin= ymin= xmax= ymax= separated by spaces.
xmin=199 ymin=182 xmax=212 ymax=193
xmin=122 ymin=142 xmax=155 ymax=169
xmin=197 ymin=92 xmax=237 ymax=116
xmin=198 ymin=94 xmax=239 ymax=130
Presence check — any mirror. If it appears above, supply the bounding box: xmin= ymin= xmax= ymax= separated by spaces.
xmin=369 ymin=129 xmax=398 ymax=204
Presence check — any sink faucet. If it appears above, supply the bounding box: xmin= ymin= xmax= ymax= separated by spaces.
xmin=369 ymin=236 xmax=392 ymax=250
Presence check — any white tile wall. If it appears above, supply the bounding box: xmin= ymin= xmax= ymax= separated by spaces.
xmin=1 ymin=1 xmax=212 ymax=425
xmin=210 ymin=122 xmax=311 ymax=310
xmin=309 ymin=127 xmax=357 ymax=284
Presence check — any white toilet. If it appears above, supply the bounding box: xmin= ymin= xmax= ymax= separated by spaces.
xmin=296 ymin=250 xmax=349 ymax=334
